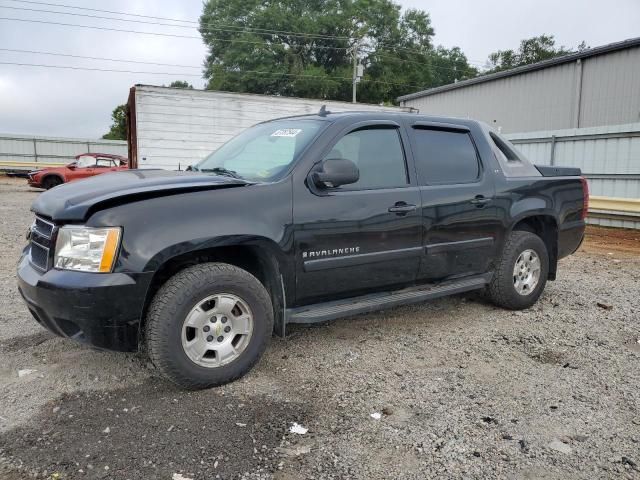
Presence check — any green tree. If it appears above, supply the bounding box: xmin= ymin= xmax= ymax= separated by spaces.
xmin=199 ymin=0 xmax=477 ymax=104
xmin=102 ymin=104 xmax=127 ymax=140
xmin=167 ymin=80 xmax=194 ymax=89
xmin=487 ymin=35 xmax=584 ymax=72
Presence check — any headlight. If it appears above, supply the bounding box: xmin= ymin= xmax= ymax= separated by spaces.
xmin=54 ymin=226 xmax=122 ymax=273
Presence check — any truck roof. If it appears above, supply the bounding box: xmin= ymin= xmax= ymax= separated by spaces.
xmin=267 ymin=110 xmax=482 ymax=128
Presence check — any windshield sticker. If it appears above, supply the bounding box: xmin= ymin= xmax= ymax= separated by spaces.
xmin=271 ymin=129 xmax=302 ymax=137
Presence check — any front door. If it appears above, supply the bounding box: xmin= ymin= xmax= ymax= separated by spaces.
xmin=293 ymin=123 xmax=422 ymax=306
xmin=407 ymin=122 xmax=503 ymax=281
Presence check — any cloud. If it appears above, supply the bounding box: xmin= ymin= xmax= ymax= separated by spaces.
xmin=0 ymin=0 xmax=206 ymax=138
xmin=0 ymin=0 xmax=638 ymax=138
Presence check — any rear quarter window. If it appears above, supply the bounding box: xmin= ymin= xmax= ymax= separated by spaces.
xmin=490 ymin=132 xmax=541 ymax=177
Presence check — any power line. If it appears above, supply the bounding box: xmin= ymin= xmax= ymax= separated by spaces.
xmin=0 ymin=16 xmax=352 ymax=50
xmin=364 ymin=50 xmax=480 ymax=76
xmin=0 ymin=48 xmax=202 ymax=68
xmin=1 ymin=0 xmax=491 ymax=65
xmin=0 ymin=60 xmax=433 ymax=89
xmin=2 ymin=0 xmax=354 ymax=41
xmin=0 ymin=60 xmax=204 ymax=76
xmin=0 ymin=46 xmax=479 ymax=78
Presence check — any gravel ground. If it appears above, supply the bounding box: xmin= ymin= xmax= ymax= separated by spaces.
xmin=1 ymin=176 xmax=639 ymax=480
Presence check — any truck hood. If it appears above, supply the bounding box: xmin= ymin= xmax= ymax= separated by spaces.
xmin=32 ymin=169 xmax=252 ymax=222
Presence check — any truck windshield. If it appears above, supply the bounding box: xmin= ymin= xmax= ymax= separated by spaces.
xmin=194 ymin=119 xmax=325 ymax=182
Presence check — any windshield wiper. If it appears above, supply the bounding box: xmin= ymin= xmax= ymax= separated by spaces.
xmin=199 ymin=167 xmax=243 ymax=179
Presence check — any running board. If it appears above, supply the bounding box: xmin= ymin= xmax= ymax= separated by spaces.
xmin=286 ymin=274 xmax=491 ymax=324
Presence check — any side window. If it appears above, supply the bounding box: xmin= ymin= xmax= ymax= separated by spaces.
xmin=412 ymin=128 xmax=480 ymax=185
xmin=75 ymin=155 xmax=96 ymax=168
xmin=96 ymin=158 xmax=113 ymax=168
xmin=489 ymin=132 xmax=541 ymax=178
xmin=326 ymin=127 xmax=407 ymax=190
xmin=490 ymin=132 xmax=520 ymax=162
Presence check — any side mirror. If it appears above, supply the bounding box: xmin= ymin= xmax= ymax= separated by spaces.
xmin=311 ymin=158 xmax=359 ymax=188
xmin=67 ymin=164 xmax=76 ymax=170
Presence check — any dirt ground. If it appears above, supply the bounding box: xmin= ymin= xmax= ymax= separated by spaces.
xmin=1 ymin=176 xmax=639 ymax=480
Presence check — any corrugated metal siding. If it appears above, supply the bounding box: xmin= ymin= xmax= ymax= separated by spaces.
xmin=579 ymin=48 xmax=640 ymax=127
xmin=402 ymin=45 xmax=640 ymax=134
xmin=506 ymin=123 xmax=640 ymax=229
xmin=403 ymin=62 xmax=577 ymax=133
xmin=0 ymin=134 xmax=127 ymax=166
xmin=135 ymin=86 xmax=405 ymax=170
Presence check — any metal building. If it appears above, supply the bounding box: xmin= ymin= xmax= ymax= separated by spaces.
xmin=397 ymin=37 xmax=640 ymax=229
xmin=398 ymin=37 xmax=640 ymax=134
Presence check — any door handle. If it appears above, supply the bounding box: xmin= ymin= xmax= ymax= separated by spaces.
xmin=388 ymin=202 xmax=417 ymax=214
xmin=470 ymin=196 xmax=491 ymax=206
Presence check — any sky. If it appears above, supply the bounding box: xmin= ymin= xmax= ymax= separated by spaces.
xmin=0 ymin=0 xmax=639 ymax=139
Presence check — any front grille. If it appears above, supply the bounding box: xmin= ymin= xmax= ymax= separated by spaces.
xmin=29 ymin=216 xmax=56 ymax=271
xmin=34 ymin=216 xmax=54 ymax=237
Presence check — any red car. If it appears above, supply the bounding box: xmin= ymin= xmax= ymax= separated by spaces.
xmin=27 ymin=153 xmax=129 ymax=189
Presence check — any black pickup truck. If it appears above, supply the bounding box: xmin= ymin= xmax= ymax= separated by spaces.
xmin=17 ymin=111 xmax=588 ymax=389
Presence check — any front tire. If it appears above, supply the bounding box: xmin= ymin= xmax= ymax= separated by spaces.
xmin=146 ymin=263 xmax=273 ymax=390
xmin=488 ymin=231 xmax=549 ymax=310
xmin=42 ymin=176 xmax=63 ymax=190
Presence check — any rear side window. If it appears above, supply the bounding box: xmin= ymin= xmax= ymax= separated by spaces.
xmin=412 ymin=128 xmax=480 ymax=185
xmin=489 ymin=131 xmax=541 ymax=178
xmin=490 ymin=132 xmax=520 ymax=161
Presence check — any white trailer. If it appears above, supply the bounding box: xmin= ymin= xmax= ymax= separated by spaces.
xmin=127 ymin=85 xmax=406 ymax=170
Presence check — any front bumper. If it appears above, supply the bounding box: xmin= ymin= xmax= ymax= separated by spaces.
xmin=27 ymin=178 xmax=42 ymax=188
xmin=17 ymin=252 xmax=153 ymax=352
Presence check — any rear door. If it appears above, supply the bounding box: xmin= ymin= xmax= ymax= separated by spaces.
xmin=292 ymin=122 xmax=422 ymax=305
xmin=407 ymin=122 xmax=503 ymax=281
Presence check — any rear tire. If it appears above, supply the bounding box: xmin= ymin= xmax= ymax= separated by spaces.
xmin=146 ymin=263 xmax=273 ymax=390
xmin=42 ymin=176 xmax=62 ymax=190
xmin=488 ymin=231 xmax=549 ymax=310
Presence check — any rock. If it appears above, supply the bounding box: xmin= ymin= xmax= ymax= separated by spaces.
xmin=289 ymin=422 xmax=308 ymax=434
xmin=279 ymin=445 xmax=311 ymax=457
xmin=572 ymin=434 xmax=588 ymax=442
xmin=102 ymin=427 xmax=110 ymax=434
xmin=548 ymin=439 xmax=572 ymax=454
xmin=596 ymin=302 xmax=613 ymax=310
xmin=18 ymin=369 xmax=38 ymax=378
xmin=370 ymin=412 xmax=382 ymax=420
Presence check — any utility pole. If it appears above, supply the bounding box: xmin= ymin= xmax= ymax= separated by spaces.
xmin=351 ymin=39 xmax=362 ymax=103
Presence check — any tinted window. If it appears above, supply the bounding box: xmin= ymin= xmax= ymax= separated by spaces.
xmin=412 ymin=129 xmax=479 ymax=185
xmin=326 ymin=128 xmax=407 ymax=190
